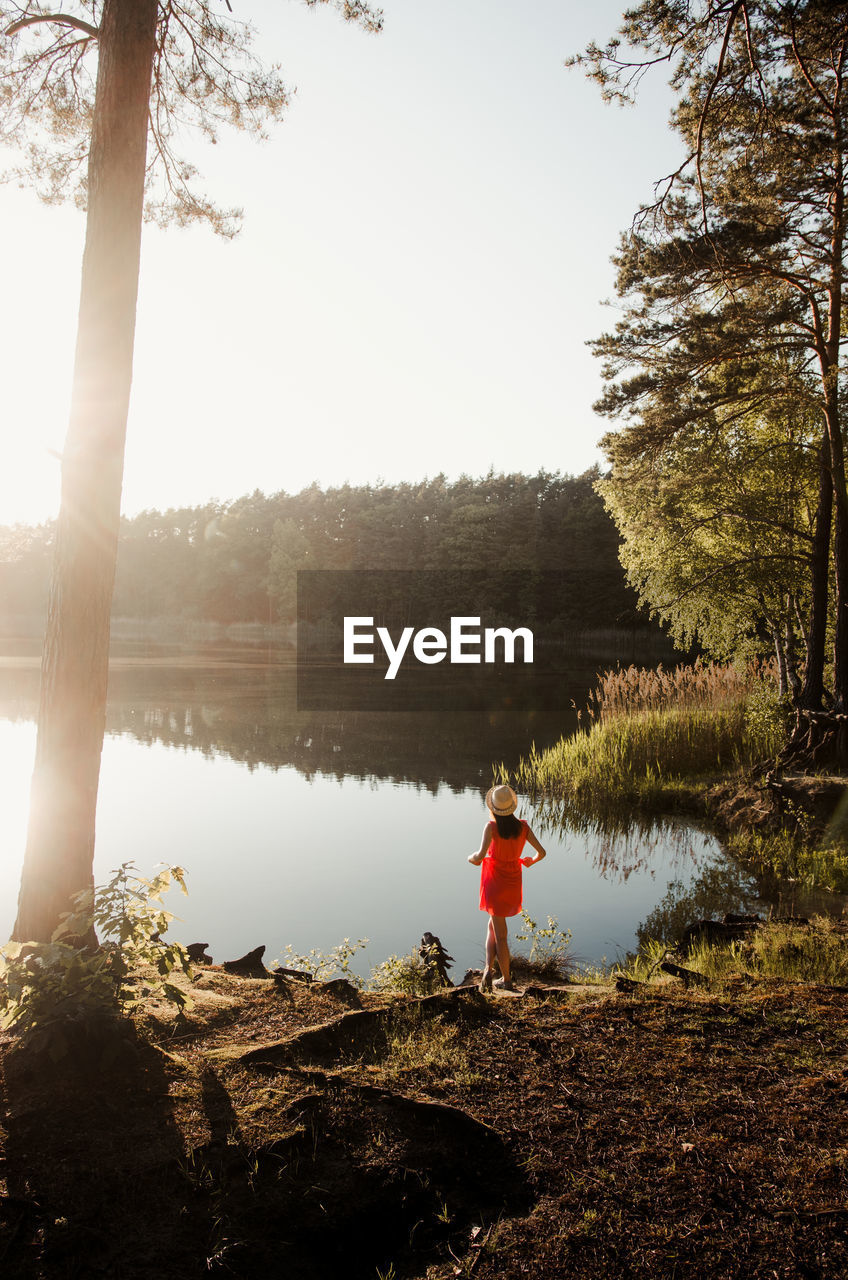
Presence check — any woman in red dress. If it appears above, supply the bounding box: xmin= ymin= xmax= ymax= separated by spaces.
xmin=468 ymin=783 xmax=546 ymax=992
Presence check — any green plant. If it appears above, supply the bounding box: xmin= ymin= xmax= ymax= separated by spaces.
xmin=744 ymin=678 xmax=791 ymax=759
xmin=514 ymin=911 xmax=573 ymax=981
xmin=0 ymin=862 xmax=193 ymax=1059
xmin=368 ymin=949 xmax=441 ymax=995
xmin=621 ymin=916 xmax=848 ymax=987
xmin=278 ymin=937 xmax=369 ymax=988
xmin=378 ymin=1009 xmax=481 ymax=1086
xmin=728 ymin=827 xmax=848 ymax=893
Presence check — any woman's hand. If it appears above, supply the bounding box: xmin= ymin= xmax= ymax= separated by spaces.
xmin=468 ymin=853 xmax=484 ymax=865
xmin=523 ymin=828 xmax=547 ymax=865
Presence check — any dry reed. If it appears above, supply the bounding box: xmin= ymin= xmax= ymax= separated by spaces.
xmin=582 ymin=656 xmax=774 ymax=722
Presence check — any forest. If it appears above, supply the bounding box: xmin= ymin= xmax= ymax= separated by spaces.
xmin=0 ymin=467 xmax=647 ymax=632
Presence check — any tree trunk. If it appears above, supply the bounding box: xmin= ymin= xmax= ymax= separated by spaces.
xmin=772 ymin=622 xmax=788 ymax=698
xmin=800 ymin=438 xmax=832 ymax=710
xmin=825 ymin=388 xmax=848 ymax=710
xmin=12 ymin=0 xmax=158 ymax=943
xmin=783 ymin=595 xmax=802 ymax=703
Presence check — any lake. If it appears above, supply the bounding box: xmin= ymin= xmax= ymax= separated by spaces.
xmin=0 ymin=642 xmax=796 ymax=978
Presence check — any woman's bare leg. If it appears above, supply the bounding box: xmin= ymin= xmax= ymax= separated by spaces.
xmin=485 ymin=918 xmax=497 ymax=970
xmin=492 ymin=915 xmax=510 ymax=983
xmin=479 ymin=918 xmax=497 ymax=990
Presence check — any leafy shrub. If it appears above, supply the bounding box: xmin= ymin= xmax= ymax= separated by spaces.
xmin=278 ymin=937 xmax=369 ymax=988
xmin=0 ymin=863 xmax=192 ymax=1060
xmin=744 ymin=678 xmax=791 ymax=759
xmin=513 ymin=911 xmax=573 ymax=982
xmin=368 ymin=950 xmax=443 ymax=995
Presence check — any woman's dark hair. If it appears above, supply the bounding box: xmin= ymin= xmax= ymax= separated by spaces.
xmin=493 ymin=812 xmax=522 ymax=839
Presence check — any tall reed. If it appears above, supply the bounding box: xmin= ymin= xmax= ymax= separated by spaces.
xmin=585 ymin=657 xmax=770 ymax=723
xmin=507 ymin=660 xmax=777 ymax=822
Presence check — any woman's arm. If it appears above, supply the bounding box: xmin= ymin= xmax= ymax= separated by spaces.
xmin=468 ymin=821 xmax=494 ymax=865
xmin=521 ymin=825 xmax=547 ymax=866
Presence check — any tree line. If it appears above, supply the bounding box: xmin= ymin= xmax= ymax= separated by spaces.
xmin=0 ymin=469 xmax=647 ymax=631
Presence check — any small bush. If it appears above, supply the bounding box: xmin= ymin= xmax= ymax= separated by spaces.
xmin=744 ymin=679 xmax=791 ymax=759
xmin=278 ymin=938 xmax=369 ymax=988
xmin=622 ymin=916 xmax=848 ymax=987
xmin=0 ymin=863 xmax=192 ymax=1060
xmin=369 ymin=950 xmax=443 ymax=995
xmin=513 ymin=911 xmax=574 ymax=982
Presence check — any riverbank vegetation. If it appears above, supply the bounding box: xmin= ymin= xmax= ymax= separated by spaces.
xmin=576 ymin=2 xmax=848 ymax=774
xmin=509 ymin=660 xmax=781 ymax=817
xmin=507 ymin=658 xmax=848 ymax=892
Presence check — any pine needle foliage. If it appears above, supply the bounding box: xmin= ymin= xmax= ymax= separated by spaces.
xmin=0 ymin=0 xmax=383 ymax=235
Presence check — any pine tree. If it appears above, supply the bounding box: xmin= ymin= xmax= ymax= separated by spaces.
xmin=2 ymin=0 xmax=382 ymax=943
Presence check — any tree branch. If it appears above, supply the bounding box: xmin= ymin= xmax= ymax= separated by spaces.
xmin=5 ymin=12 xmax=99 ymax=39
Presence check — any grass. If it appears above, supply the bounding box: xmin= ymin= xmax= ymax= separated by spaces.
xmin=377 ymin=1007 xmax=482 ymax=1086
xmin=728 ymin=826 xmax=848 ymax=893
xmin=622 ymin=916 xmax=848 ymax=988
xmin=499 ymin=660 xmax=792 ymax=831
xmin=586 ymin=657 xmax=763 ymax=720
xmin=511 ymin=704 xmax=753 ymax=821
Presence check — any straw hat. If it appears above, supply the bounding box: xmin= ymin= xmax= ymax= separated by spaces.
xmin=485 ymin=783 xmax=518 ymax=816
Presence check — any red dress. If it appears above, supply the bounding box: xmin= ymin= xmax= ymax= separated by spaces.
xmin=479 ymin=820 xmax=528 ymax=917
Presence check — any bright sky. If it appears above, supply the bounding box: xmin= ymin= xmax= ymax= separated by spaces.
xmin=0 ymin=0 xmax=681 ymax=526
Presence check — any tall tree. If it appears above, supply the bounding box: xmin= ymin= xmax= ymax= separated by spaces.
xmin=577 ymin=1 xmax=848 ymax=706
xmin=2 ymin=0 xmax=382 ymax=943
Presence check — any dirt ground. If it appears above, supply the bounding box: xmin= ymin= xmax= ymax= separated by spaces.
xmin=1 ymin=968 xmax=847 ymax=1279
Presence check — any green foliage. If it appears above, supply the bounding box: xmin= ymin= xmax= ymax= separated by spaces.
xmin=728 ymin=828 xmax=848 ymax=894
xmin=577 ymin=3 xmax=848 ymax=685
xmin=0 ymin=863 xmax=193 ymax=1059
xmin=744 ymin=679 xmax=792 ymax=760
xmin=368 ymin=950 xmax=442 ymax=996
xmin=514 ymin=705 xmax=751 ymax=822
xmin=278 ymin=937 xmax=369 ymax=988
xmin=6 ymin=469 xmax=646 ymax=631
xmin=509 ymin=661 xmax=783 ymax=822
xmin=514 ymin=911 xmax=573 ymax=980
xmin=623 ymin=917 xmax=848 ymax=988
xmin=597 ymin=404 xmax=819 ymax=669
xmin=744 ymin=917 xmax=848 ymax=986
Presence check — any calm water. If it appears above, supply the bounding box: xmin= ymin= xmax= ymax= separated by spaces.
xmin=0 ymin=646 xmax=782 ymax=976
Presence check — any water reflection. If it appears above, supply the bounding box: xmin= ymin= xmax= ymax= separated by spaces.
xmin=0 ymin=659 xmax=590 ymax=792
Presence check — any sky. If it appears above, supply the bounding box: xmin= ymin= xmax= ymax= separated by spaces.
xmin=0 ymin=0 xmax=683 ymax=526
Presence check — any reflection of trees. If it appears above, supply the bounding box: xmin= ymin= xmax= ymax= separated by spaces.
xmin=0 ymin=662 xmax=582 ymax=794
xmin=531 ymin=806 xmax=721 ymax=884
xmin=531 ymin=797 xmax=674 ymax=848
xmin=636 ymin=862 xmax=762 ymax=950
